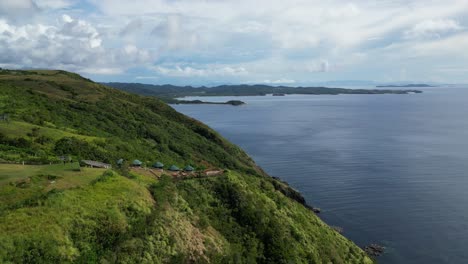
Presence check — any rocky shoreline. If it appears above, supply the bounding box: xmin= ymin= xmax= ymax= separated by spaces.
xmin=364 ymin=244 xmax=385 ymax=257
xmin=271 ymin=176 xmax=385 ymax=258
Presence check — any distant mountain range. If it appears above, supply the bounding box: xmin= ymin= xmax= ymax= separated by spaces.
xmin=376 ymin=84 xmax=435 ymax=88
xmin=103 ymin=82 xmax=423 ymax=105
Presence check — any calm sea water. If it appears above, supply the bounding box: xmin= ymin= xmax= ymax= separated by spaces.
xmin=173 ymin=87 xmax=468 ymax=264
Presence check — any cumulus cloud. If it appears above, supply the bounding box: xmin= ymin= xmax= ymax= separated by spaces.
xmin=60 ymin=15 xmax=102 ymax=48
xmin=153 ymin=64 xmax=248 ymax=77
xmin=35 ymin=0 xmax=75 ymax=9
xmin=0 ymin=0 xmax=39 ymax=19
xmin=1 ymin=0 xmax=468 ymax=82
xmin=301 ymin=60 xmax=332 ymax=73
xmin=151 ymin=15 xmax=198 ymax=51
xmin=409 ymin=33 xmax=468 ymax=58
xmin=263 ymin=78 xmax=296 ymax=84
xmin=404 ymin=19 xmax=463 ymax=39
xmin=120 ymin=18 xmax=143 ymax=36
xmin=0 ymin=15 xmax=153 ymax=73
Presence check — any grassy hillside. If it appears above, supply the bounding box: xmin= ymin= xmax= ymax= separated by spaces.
xmin=0 ymin=69 xmax=372 ymax=263
xmin=0 ymin=69 xmax=257 ymax=173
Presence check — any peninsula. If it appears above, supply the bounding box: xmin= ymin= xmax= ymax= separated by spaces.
xmin=104 ymin=82 xmax=423 ymax=104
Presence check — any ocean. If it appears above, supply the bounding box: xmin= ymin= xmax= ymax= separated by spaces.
xmin=173 ymin=87 xmax=468 ymax=263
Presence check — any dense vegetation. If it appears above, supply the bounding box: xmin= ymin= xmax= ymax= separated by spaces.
xmin=0 ymin=69 xmax=256 ymax=173
xmin=105 ymin=82 xmax=422 ymax=104
xmin=0 ymin=69 xmax=372 ymax=263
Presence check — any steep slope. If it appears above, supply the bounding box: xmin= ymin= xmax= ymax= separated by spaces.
xmin=0 ymin=69 xmax=257 ymax=174
xmin=0 ymin=69 xmax=372 ymax=263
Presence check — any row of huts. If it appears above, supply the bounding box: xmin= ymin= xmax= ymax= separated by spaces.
xmin=117 ymin=159 xmax=195 ymax=172
xmin=80 ymin=158 xmax=195 ymax=173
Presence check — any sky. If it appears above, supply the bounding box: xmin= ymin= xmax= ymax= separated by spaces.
xmin=0 ymin=0 xmax=468 ymax=86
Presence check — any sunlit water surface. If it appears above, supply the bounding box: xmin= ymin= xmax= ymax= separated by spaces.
xmin=173 ymin=87 xmax=468 ymax=263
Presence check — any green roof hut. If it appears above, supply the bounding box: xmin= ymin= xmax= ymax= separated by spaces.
xmin=153 ymin=161 xmax=164 ymax=169
xmin=117 ymin=159 xmax=124 ymax=165
xmin=184 ymin=165 xmax=195 ymax=172
xmin=132 ymin=159 xmax=143 ymax=167
xmin=168 ymin=165 xmax=180 ymax=171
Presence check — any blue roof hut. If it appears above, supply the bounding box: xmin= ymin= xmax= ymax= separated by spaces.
xmin=132 ymin=159 xmax=142 ymax=167
xmin=153 ymin=161 xmax=164 ymax=169
xmin=168 ymin=165 xmax=180 ymax=171
xmin=184 ymin=165 xmax=194 ymax=172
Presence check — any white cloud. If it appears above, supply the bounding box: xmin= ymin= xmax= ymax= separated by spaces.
xmin=263 ymin=78 xmax=296 ymax=84
xmin=0 ymin=0 xmax=36 ymax=9
xmin=300 ymin=60 xmax=332 ymax=73
xmin=35 ymin=0 xmax=75 ymax=9
xmin=120 ymin=18 xmax=143 ymax=36
xmin=404 ymin=19 xmax=463 ymax=39
xmin=60 ymin=15 xmax=102 ymax=48
xmin=79 ymin=67 xmax=124 ymax=75
xmin=2 ymin=0 xmax=468 ymax=82
xmin=153 ymin=64 xmax=248 ymax=77
xmin=410 ymin=33 xmax=468 ymax=57
xmin=0 ymin=0 xmax=39 ymax=18
xmin=437 ymin=67 xmax=468 ymax=73
xmin=151 ymin=15 xmax=198 ymax=51
xmin=0 ymin=15 xmax=154 ymax=74
xmin=136 ymin=76 xmax=159 ymax=80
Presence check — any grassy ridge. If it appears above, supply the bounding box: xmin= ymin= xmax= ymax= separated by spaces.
xmin=0 ymin=69 xmax=372 ymax=263
xmin=0 ymin=70 xmax=257 ymax=173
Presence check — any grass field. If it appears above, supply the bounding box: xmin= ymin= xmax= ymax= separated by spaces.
xmin=0 ymin=163 xmax=102 ymax=186
xmin=0 ymin=121 xmax=99 ymax=141
xmin=0 ymin=163 xmax=106 ymax=213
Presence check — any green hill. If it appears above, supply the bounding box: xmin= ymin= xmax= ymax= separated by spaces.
xmin=104 ymin=82 xmax=422 ymax=104
xmin=0 ymin=69 xmax=372 ymax=263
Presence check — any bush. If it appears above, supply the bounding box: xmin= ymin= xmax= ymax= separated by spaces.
xmin=54 ymin=137 xmax=107 ymax=161
xmin=92 ymin=170 xmax=115 ymax=184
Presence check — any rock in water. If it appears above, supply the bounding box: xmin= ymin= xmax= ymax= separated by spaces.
xmin=364 ymin=244 xmax=385 ymax=256
xmin=331 ymin=226 xmax=344 ymax=233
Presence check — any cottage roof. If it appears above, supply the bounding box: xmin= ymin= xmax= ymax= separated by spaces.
xmin=168 ymin=165 xmax=180 ymax=171
xmin=153 ymin=161 xmax=164 ymax=168
xmin=184 ymin=165 xmax=194 ymax=171
xmin=132 ymin=159 xmax=142 ymax=166
xmin=81 ymin=160 xmax=111 ymax=168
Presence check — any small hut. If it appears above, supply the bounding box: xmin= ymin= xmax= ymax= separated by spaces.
xmin=132 ymin=159 xmax=143 ymax=167
xmin=184 ymin=165 xmax=194 ymax=172
xmin=117 ymin=159 xmax=124 ymax=166
xmin=168 ymin=165 xmax=180 ymax=171
xmin=81 ymin=160 xmax=112 ymax=169
xmin=152 ymin=161 xmax=164 ymax=169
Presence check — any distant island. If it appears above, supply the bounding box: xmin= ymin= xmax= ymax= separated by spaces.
xmin=104 ymin=83 xmax=423 ymax=104
xmin=376 ymin=84 xmax=434 ymax=88
xmin=168 ymin=99 xmax=246 ymax=106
